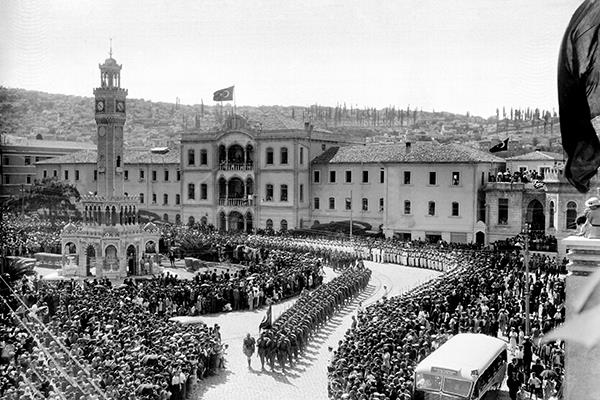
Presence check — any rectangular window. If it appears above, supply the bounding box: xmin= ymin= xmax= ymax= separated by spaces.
xmin=175 ymin=194 xmax=181 ymax=205
xmin=404 ymin=200 xmax=411 ymax=214
xmin=452 ymin=171 xmax=460 ymax=186
xmin=177 ymin=170 xmax=181 ymax=181
xmin=281 ymin=148 xmax=288 ymax=165
xmin=345 ymin=170 xmax=352 ymax=183
xmin=379 ymin=198 xmax=384 ymax=212
xmin=26 ymin=175 xmax=31 ymax=184
xmin=139 ymin=169 xmax=145 ymax=180
xmin=75 ymin=170 xmax=80 ymax=181
xmin=163 ymin=194 xmax=168 ymax=205
xmin=93 ymin=170 xmax=97 ymax=181
xmin=404 ymin=171 xmax=411 ymax=184
xmin=429 ymin=171 xmax=437 ymax=185
xmin=314 ymin=197 xmax=320 ymax=209
xmin=140 ymin=193 xmax=144 ymax=203
xmin=498 ymin=198 xmax=509 ymax=225
xmin=188 ymin=149 xmax=195 ymax=165
xmin=280 ymin=184 xmax=288 ymax=201
xmin=164 ymin=170 xmax=169 ymax=181
xmin=299 ymin=184 xmax=304 ymax=202
xmin=345 ymin=197 xmax=352 ymax=210
xmin=313 ymin=170 xmax=320 ymax=183
xmin=152 ymin=193 xmax=157 ymax=204
xmin=35 ymin=156 xmax=41 ymax=162
xmin=329 ymin=197 xmax=335 ymax=209
xmin=329 ymin=170 xmax=336 ymax=183
xmin=200 ymin=150 xmax=208 ymax=165
xmin=266 ymin=184 xmax=274 ymax=201
xmin=2 ymin=157 xmax=9 ymax=165
xmin=201 ymin=183 xmax=207 ymax=200
xmin=428 ymin=201 xmax=436 ymax=216
xmin=24 ymin=156 xmax=31 ymax=165
xmin=124 ymin=170 xmax=129 ymax=180
xmin=64 ymin=170 xmax=69 ymax=180
xmin=362 ymin=170 xmax=369 ymax=183
xmin=53 ymin=170 xmax=57 ymax=177
xmin=362 ymin=198 xmax=368 ymax=211
xmin=3 ymin=175 xmax=9 ymax=185
xmin=43 ymin=170 xmax=48 ymax=178
xmin=380 ymin=168 xmax=385 ymax=183
xmin=266 ymin=149 xmax=274 ymax=165
xmin=152 ymin=170 xmax=157 ymax=181
xmin=452 ymin=201 xmax=460 ymax=216
xmin=300 ymin=147 xmax=304 ymax=164
xmin=188 ymin=183 xmax=195 ymax=200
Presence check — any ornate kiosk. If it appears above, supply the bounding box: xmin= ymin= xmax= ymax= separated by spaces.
xmin=60 ymin=50 xmax=159 ymax=279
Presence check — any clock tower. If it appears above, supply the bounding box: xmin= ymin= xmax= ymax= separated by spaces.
xmin=60 ymin=48 xmax=159 ymax=280
xmin=93 ymin=46 xmax=127 ymax=198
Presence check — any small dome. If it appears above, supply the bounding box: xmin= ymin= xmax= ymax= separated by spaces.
xmin=104 ymin=57 xmax=117 ymax=66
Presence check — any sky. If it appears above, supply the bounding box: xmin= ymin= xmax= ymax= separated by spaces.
xmin=0 ymin=0 xmax=584 ymax=118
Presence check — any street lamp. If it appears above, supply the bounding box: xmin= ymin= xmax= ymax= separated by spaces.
xmin=516 ymin=223 xmax=532 ymax=336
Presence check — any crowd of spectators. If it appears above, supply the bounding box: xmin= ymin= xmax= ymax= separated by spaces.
xmin=494 ymin=233 xmax=559 ymax=254
xmin=328 ymin=248 xmax=566 ymax=400
xmin=488 ymin=169 xmax=545 ymax=184
xmin=0 ymin=214 xmax=67 ymax=257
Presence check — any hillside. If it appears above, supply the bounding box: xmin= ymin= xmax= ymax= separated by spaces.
xmin=0 ymin=87 xmax=563 ymax=156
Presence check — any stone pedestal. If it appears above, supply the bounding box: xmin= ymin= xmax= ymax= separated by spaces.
xmin=561 ymin=236 xmax=600 ymax=400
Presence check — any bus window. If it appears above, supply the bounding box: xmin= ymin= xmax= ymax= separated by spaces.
xmin=443 ymin=378 xmax=472 ymax=397
xmin=415 ymin=373 xmax=442 ymax=391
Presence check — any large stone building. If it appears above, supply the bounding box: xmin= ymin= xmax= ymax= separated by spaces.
xmin=0 ymin=136 xmax=94 ymax=200
xmin=36 ymin=148 xmax=181 ymax=222
xmin=180 ymin=114 xmax=357 ymax=231
xmin=312 ymin=142 xmax=505 ymax=243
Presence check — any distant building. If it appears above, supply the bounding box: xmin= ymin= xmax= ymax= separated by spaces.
xmin=180 ymin=114 xmax=357 ymax=232
xmin=0 ymin=137 xmax=95 ymax=200
xmin=505 ymin=150 xmax=565 ymax=176
xmin=36 ymin=148 xmax=181 ymax=222
xmin=312 ymin=142 xmax=505 ymax=243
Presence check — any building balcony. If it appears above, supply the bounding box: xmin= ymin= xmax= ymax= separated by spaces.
xmin=218 ymin=197 xmax=254 ymax=207
xmin=218 ymin=162 xmax=253 ymax=171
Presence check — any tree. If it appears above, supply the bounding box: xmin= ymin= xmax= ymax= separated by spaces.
xmin=7 ymin=178 xmax=80 ymax=220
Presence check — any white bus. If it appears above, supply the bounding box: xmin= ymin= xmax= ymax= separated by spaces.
xmin=413 ymin=333 xmax=507 ymax=400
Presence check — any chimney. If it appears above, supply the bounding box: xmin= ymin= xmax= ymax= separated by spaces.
xmin=405 ymin=142 xmax=412 ymax=154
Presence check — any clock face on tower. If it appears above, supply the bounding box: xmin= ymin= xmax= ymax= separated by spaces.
xmin=116 ymin=100 xmax=125 ymax=113
xmin=96 ymin=99 xmax=105 ymax=112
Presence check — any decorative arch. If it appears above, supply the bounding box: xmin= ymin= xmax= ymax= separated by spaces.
xmin=64 ymin=242 xmax=77 ymax=255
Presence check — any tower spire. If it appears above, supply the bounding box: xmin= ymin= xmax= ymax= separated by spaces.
xmin=109 ymin=38 xmax=112 ymax=58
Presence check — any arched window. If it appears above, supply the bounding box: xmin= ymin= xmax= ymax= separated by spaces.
xmin=266 ymin=148 xmax=274 ymax=165
xmin=200 ymin=216 xmax=208 ymax=226
xmin=175 ymin=214 xmax=181 ymax=224
xmin=281 ymin=219 xmax=288 ymax=231
xmin=549 ymin=201 xmax=555 ymax=228
xmin=163 ymin=213 xmax=169 ymax=222
xmin=566 ymin=201 xmax=577 ymax=230
xmin=266 ymin=219 xmax=273 ymax=230
xmin=280 ymin=147 xmax=288 ymax=164
xmin=188 ymin=216 xmax=195 ymax=226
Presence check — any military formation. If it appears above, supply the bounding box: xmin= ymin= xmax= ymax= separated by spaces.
xmin=253 ymin=263 xmax=371 ymax=373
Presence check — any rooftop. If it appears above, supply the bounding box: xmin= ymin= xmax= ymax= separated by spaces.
xmin=506 ymin=150 xmax=564 ymax=161
xmin=36 ymin=148 xmax=180 ymax=165
xmin=312 ymin=142 xmax=506 ymax=164
xmin=3 ymin=137 xmax=96 ymax=151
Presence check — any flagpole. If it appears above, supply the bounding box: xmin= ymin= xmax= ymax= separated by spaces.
xmin=349 ymin=190 xmax=353 ymax=239
xmin=233 ymin=85 xmax=236 ymax=115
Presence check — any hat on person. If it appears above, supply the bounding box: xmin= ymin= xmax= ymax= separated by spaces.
xmin=585 ymin=197 xmax=600 ymax=208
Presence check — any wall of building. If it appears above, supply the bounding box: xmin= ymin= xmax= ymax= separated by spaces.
xmin=310 ymin=163 xmax=386 ymax=230
xmin=35 ymin=161 xmax=182 ymax=221
xmin=385 ymin=163 xmax=483 ymax=242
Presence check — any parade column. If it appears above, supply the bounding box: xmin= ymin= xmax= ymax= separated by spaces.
xmin=560 ymin=236 xmax=600 ymax=399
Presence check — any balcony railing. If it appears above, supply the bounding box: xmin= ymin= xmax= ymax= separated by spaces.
xmin=218 ymin=162 xmax=253 ymax=171
xmin=218 ymin=197 xmax=254 ymax=207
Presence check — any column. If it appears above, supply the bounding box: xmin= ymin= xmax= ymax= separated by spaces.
xmin=225 ymin=213 xmax=230 ymax=232
xmin=560 ymin=236 xmax=600 ymax=400
xmin=225 ymin=181 xmax=229 ymax=203
xmin=243 ymin=216 xmax=247 ymax=232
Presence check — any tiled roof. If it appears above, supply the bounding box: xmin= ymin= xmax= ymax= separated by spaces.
xmin=4 ymin=138 xmax=96 ymax=150
xmin=506 ymin=150 xmax=564 ymax=161
xmin=312 ymin=142 xmax=506 ymax=164
xmin=37 ymin=148 xmax=180 ymax=165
